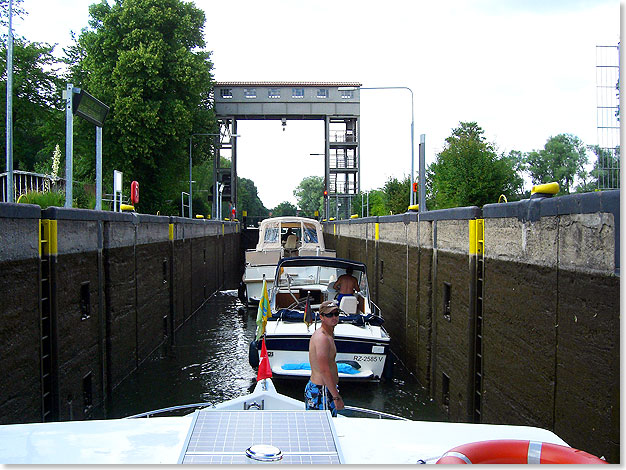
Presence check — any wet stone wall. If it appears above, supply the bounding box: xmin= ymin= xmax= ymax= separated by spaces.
xmin=0 ymin=204 xmax=42 ymax=424
xmin=324 ymin=190 xmax=620 ymax=463
xmin=0 ymin=204 xmax=240 ymax=424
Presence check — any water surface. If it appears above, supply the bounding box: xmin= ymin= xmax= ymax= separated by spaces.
xmin=105 ymin=291 xmax=447 ymax=422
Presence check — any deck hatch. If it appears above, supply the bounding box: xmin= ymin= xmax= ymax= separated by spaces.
xmin=179 ymin=410 xmax=342 ymax=464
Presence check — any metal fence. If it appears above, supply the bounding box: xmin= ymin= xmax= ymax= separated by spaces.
xmin=596 ymin=45 xmax=620 ymax=189
xmin=0 ymin=171 xmax=65 ymax=202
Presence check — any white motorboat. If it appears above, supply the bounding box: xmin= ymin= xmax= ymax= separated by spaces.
xmin=249 ymin=256 xmax=391 ymax=381
xmin=0 ymin=378 xmax=606 ymax=464
xmin=242 ymin=217 xmax=335 ymax=304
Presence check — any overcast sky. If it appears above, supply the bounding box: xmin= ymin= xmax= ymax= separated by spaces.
xmin=15 ymin=0 xmax=621 ymax=208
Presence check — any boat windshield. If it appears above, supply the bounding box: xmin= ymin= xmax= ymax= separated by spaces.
xmin=277 ymin=265 xmax=366 ymax=292
xmin=302 ymin=223 xmax=318 ymax=244
xmin=263 ymin=221 xmax=280 ymax=244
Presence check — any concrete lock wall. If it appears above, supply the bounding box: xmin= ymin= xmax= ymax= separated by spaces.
xmin=0 ymin=203 xmax=42 ymax=424
xmin=324 ymin=190 xmax=619 ymax=463
xmin=0 ymin=203 xmax=240 ymax=424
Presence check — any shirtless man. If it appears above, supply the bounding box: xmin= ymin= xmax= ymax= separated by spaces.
xmin=333 ymin=267 xmax=360 ymax=304
xmin=305 ymin=300 xmax=344 ymax=416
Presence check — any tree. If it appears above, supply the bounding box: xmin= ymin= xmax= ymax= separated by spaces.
xmin=382 ymin=176 xmax=411 ymax=214
xmin=271 ymin=201 xmax=297 ymax=217
xmin=524 ymin=134 xmax=588 ymax=195
xmin=293 ymin=176 xmax=324 ymax=217
xmin=577 ymin=145 xmax=621 ymax=192
xmin=237 ymin=177 xmax=268 ymax=220
xmin=73 ymin=0 xmax=215 ymax=214
xmin=365 ymin=190 xmax=385 ymax=216
xmin=0 ymin=0 xmax=26 ymax=26
xmin=0 ymin=36 xmax=64 ymax=172
xmin=427 ymin=122 xmax=523 ymax=209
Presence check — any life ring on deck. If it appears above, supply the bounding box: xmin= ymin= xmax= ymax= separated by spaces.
xmin=436 ymin=440 xmax=607 ymax=464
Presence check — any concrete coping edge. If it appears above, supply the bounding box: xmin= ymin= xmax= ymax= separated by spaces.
xmin=483 ymin=190 xmax=620 ymax=221
xmin=0 ymin=202 xmax=41 ymax=219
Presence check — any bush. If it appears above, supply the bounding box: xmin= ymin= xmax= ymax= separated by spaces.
xmin=17 ymin=190 xmax=65 ymax=209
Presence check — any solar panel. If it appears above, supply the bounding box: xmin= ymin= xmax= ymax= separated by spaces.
xmin=179 ymin=410 xmax=343 ymax=464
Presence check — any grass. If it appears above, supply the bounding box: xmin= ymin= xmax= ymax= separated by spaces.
xmin=17 ymin=190 xmax=65 ymax=209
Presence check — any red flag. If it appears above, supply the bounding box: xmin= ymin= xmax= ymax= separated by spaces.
xmin=257 ymin=337 xmax=273 ymax=381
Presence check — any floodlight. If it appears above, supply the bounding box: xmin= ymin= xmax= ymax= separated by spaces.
xmin=72 ymin=89 xmax=110 ymax=127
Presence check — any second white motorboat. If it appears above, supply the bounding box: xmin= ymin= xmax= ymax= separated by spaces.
xmin=249 ymin=256 xmax=391 ymax=381
xmin=241 ymin=217 xmax=335 ymax=305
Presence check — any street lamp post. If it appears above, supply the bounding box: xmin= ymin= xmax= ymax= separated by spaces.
xmin=358 ymin=86 xmax=425 ymax=212
xmin=5 ymin=0 xmax=13 ymax=202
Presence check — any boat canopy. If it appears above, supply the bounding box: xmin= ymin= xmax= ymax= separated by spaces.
xmin=255 ymin=217 xmax=325 ymax=251
xmin=277 ymin=256 xmax=366 ymax=272
xmin=274 ymin=256 xmax=368 ymax=291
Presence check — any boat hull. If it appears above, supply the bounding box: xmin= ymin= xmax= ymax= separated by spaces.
xmin=243 ymin=268 xmax=277 ymax=303
xmin=263 ymin=332 xmax=390 ymax=381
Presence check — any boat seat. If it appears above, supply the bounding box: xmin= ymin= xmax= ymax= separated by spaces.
xmin=284 ymin=234 xmax=298 ymax=250
xmin=339 ymin=296 xmax=358 ymax=315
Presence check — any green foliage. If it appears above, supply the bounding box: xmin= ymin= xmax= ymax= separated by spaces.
xmin=17 ymin=185 xmax=98 ymax=210
xmin=237 ymin=177 xmax=268 ymax=219
xmin=271 ymin=201 xmax=297 ymax=217
xmin=73 ymin=0 xmax=216 ymax=214
xmin=0 ymin=36 xmax=65 ymax=172
xmin=427 ymin=122 xmax=524 ymax=209
xmin=579 ymin=145 xmax=621 ymax=191
xmin=17 ymin=189 xmax=64 ymax=208
xmin=353 ymin=190 xmax=384 ymax=216
xmin=293 ymin=176 xmax=324 ymax=217
xmin=382 ymin=176 xmax=411 ymax=214
xmin=0 ymin=0 xmax=26 ymax=28
xmin=524 ymin=134 xmax=588 ymax=194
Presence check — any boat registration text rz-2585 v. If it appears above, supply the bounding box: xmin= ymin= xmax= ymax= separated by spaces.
xmin=354 ymin=355 xmax=384 ymax=362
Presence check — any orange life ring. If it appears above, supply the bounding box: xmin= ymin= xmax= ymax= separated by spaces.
xmin=436 ymin=440 xmax=607 ymax=464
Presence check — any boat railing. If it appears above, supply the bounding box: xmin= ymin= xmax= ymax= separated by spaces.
xmin=369 ymin=299 xmax=382 ymax=318
xmin=125 ymin=402 xmax=215 ymax=418
xmin=125 ymin=402 xmax=406 ymax=420
xmin=341 ymin=405 xmax=408 ymax=420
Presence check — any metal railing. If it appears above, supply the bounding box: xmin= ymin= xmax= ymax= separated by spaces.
xmin=125 ymin=401 xmax=407 ymax=420
xmin=330 ymin=130 xmax=357 ymax=143
xmin=181 ymin=192 xmax=190 ymax=217
xmin=126 ymin=402 xmax=215 ymax=418
xmin=340 ymin=405 xmax=407 ymax=420
xmin=329 ymin=154 xmax=356 ymax=170
xmin=0 ymin=170 xmax=65 ymax=202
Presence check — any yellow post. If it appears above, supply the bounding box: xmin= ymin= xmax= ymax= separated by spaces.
xmin=168 ymin=223 xmax=174 ymax=241
xmin=470 ymin=219 xmax=484 ymax=255
xmin=375 ymin=223 xmax=379 ymax=241
xmin=40 ymin=220 xmax=58 ymax=256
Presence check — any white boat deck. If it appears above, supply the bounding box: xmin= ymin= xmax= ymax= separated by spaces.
xmin=0 ymin=410 xmax=569 ymax=464
xmin=0 ymin=378 xmax=569 ymax=464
